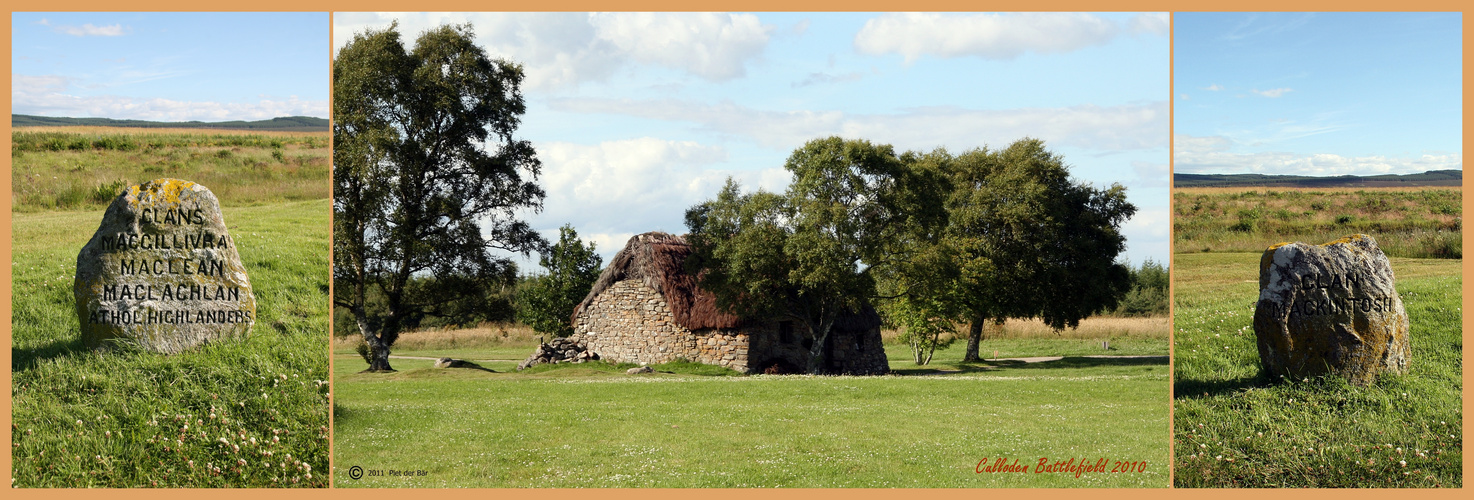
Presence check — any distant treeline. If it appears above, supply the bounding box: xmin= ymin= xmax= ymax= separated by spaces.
xmin=12 ymin=114 xmax=328 ymax=132
xmin=1175 ymin=170 xmax=1462 ymax=188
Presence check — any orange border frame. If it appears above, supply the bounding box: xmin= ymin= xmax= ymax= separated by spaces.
xmin=4 ymin=3 xmax=1469 ymax=498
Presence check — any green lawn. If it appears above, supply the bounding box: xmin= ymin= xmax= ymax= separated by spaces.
xmin=1173 ymin=252 xmax=1462 ymax=487
xmin=350 ymin=336 xmax=1168 ymax=368
xmin=11 ymin=200 xmax=330 ymax=487
xmin=332 ymin=341 xmax=1169 ymax=488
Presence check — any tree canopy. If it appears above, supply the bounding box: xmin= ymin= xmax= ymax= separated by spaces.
xmin=688 ymin=137 xmax=1138 ymax=368
xmin=517 ymin=225 xmax=603 ymax=337
xmin=685 ymin=137 xmax=946 ymax=373
xmin=333 ymin=22 xmax=546 ymax=372
xmin=941 ymin=139 xmax=1137 ymax=361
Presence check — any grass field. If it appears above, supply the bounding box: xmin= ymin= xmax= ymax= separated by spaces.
xmin=332 ymin=316 xmax=1169 ymax=371
xmin=11 ymin=127 xmax=328 ymax=212
xmin=1172 ymin=252 xmax=1462 ymax=487
xmin=1173 ymin=187 xmax=1460 ymax=258
xmin=331 ymin=316 xmax=1168 ymax=487
xmin=11 ymin=193 xmax=330 ymax=485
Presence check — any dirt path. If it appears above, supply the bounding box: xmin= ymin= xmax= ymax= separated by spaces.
xmin=995 ymin=354 xmax=1168 ymax=363
xmin=388 ymin=355 xmax=521 ymax=362
xmin=384 ymin=353 xmax=1168 ymax=369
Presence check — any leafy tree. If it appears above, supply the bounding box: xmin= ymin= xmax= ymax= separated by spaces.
xmin=1113 ymin=259 xmax=1169 ymax=317
xmin=686 ymin=137 xmax=946 ymax=374
xmin=943 ymin=139 xmax=1137 ymax=362
xmin=517 ymin=225 xmax=603 ymax=337
xmin=333 ymin=22 xmax=546 ymax=372
xmin=883 ymin=289 xmax=957 ymax=366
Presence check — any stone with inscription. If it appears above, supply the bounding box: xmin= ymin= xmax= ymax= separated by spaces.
xmin=1252 ymin=234 xmax=1409 ymax=385
xmin=74 ymin=179 xmax=256 ymax=353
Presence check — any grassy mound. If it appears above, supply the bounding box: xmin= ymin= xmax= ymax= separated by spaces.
xmin=1172 ymin=252 xmax=1461 ymax=487
xmin=11 ymin=200 xmax=330 ymax=487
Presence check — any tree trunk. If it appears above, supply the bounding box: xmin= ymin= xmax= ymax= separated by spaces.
xmin=356 ymin=308 xmax=396 ymax=372
xmin=962 ymin=314 xmax=986 ymax=362
xmin=367 ymin=339 xmax=394 ymax=372
xmin=805 ymin=317 xmax=835 ymax=375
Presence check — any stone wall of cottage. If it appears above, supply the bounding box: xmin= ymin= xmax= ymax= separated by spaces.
xmin=573 ymin=279 xmax=752 ymax=372
xmin=823 ymin=326 xmax=890 ymax=375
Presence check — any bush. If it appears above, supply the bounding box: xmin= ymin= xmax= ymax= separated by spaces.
xmin=1113 ymin=259 xmax=1168 ymax=317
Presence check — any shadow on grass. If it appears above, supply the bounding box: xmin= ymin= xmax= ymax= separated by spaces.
xmin=11 ymin=337 xmax=87 ymax=371
xmin=893 ymin=355 xmax=1168 ymax=376
xmin=1005 ymin=356 xmax=1169 ymax=370
xmin=1174 ymin=373 xmax=1269 ymax=399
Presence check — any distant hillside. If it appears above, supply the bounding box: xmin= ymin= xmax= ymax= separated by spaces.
xmin=12 ymin=114 xmax=328 ymax=132
xmin=1175 ymin=170 xmax=1462 ymax=188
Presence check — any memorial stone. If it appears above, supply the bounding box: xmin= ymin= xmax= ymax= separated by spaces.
xmin=74 ymin=179 xmax=256 ymax=353
xmin=1252 ymin=234 xmax=1410 ymax=385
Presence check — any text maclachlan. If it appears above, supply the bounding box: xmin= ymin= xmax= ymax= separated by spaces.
xmin=103 ymin=284 xmax=241 ymax=302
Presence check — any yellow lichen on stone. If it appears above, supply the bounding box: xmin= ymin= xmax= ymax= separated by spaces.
xmin=1322 ymin=234 xmax=1365 ymax=246
xmin=1260 ymin=243 xmax=1291 ymax=273
xmin=135 ymin=179 xmax=198 ymax=209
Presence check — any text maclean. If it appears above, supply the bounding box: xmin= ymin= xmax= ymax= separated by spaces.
xmin=119 ymin=258 xmax=226 ymax=277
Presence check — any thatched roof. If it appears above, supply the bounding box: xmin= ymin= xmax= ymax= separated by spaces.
xmin=572 ymin=232 xmax=741 ymax=330
xmin=572 ymin=231 xmax=881 ymax=333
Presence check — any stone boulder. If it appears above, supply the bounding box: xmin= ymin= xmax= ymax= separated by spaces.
xmin=516 ymin=334 xmax=598 ymax=370
xmin=1252 ymin=234 xmax=1409 ymax=385
xmin=626 ymin=366 xmax=653 ymax=374
xmin=73 ymin=179 xmax=256 ymax=353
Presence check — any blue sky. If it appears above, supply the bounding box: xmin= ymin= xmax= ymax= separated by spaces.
xmin=334 ymin=12 xmax=1170 ymax=268
xmin=12 ymin=12 xmax=329 ymax=121
xmin=1175 ymin=12 xmax=1462 ymax=176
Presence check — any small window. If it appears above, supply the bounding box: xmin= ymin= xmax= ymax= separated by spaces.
xmin=779 ymin=321 xmax=794 ymax=344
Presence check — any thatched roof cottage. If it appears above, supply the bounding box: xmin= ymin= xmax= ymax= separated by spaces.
xmin=570 ymin=232 xmax=889 ymax=375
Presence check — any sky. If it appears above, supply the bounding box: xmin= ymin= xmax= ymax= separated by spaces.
xmin=334 ymin=12 xmax=1171 ymax=268
xmin=1175 ymin=12 xmax=1462 ymax=176
xmin=11 ymin=12 xmax=329 ymax=121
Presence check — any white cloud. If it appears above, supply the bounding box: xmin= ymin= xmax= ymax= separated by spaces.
xmin=50 ymin=22 xmax=126 ymax=37
xmin=792 ymin=71 xmax=865 ymax=88
xmin=1252 ymin=87 xmax=1292 ymax=98
xmin=531 ymin=137 xmax=789 ymax=258
xmin=1128 ymin=13 xmax=1170 ymax=36
xmin=334 ymin=12 xmax=773 ymax=90
xmin=12 ymin=74 xmax=326 ymax=120
xmin=591 ymin=12 xmax=771 ymax=81
xmin=853 ymin=12 xmax=1125 ymax=63
xmin=1132 ymin=160 xmax=1170 ymax=188
xmin=12 ymin=74 xmax=71 ymax=98
xmin=1176 ymin=148 xmax=1463 ymax=176
xmin=550 ymin=98 xmax=1168 ymax=152
xmin=1123 ymin=206 xmax=1170 ymax=242
xmin=1174 ymin=134 xmax=1233 ymax=154
xmin=791 ymin=19 xmax=812 ymax=36
xmin=1203 ymin=84 xmax=1223 ymax=91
